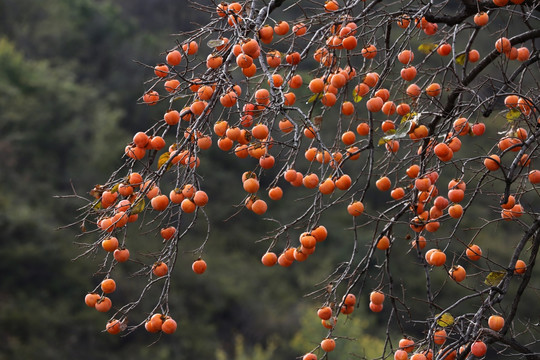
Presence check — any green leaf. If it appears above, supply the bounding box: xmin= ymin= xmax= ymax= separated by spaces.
xmin=506 ymin=109 xmax=521 ymax=121
xmin=485 ymin=271 xmax=505 ymax=286
xmin=131 ymin=199 xmax=146 ymax=215
xmin=436 ymin=313 xmax=454 ymax=327
xmin=418 ymin=43 xmax=437 ymax=54
xmin=455 ymin=54 xmax=466 ymax=66
xmin=307 ymin=92 xmax=323 ymax=104
xmin=158 ymin=152 xmax=171 ymax=169
xmin=352 ymin=89 xmax=363 ymax=103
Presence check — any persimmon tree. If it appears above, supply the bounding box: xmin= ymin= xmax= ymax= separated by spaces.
xmin=72 ymin=0 xmax=540 ymax=358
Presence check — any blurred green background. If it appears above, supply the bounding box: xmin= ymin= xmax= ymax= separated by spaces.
xmin=0 ymin=1 xmax=538 ymax=359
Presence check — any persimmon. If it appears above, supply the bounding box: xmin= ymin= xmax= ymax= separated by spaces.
xmin=411 ymin=236 xmax=427 ymax=249
xmin=154 ymin=63 xmax=169 ymax=77
xmin=95 ymin=296 xmax=112 ymax=312
xmin=425 ymin=82 xmax=441 ymax=97
xmin=469 ymin=49 xmax=481 ymax=62
xmin=514 ymin=259 xmax=527 ymax=274
xmin=366 ymin=97 xmax=384 ymax=112
xmin=303 ymin=353 xmax=317 ymax=360
xmin=448 ymin=204 xmax=463 ymax=218
xmin=398 ymin=50 xmax=414 ymax=64
xmin=391 ymin=187 xmax=405 ymax=200
xmin=85 ymin=293 xmax=100 ymax=307
xmin=471 ymin=341 xmax=487 ymax=357
xmin=317 ymin=306 xmax=332 ymax=320
xmin=321 ymin=338 xmax=336 ymax=352
xmin=376 ymin=176 xmax=391 ymax=191
xmin=164 ymin=79 xmax=180 ymax=92
xmin=347 ymin=201 xmax=364 ymax=216
xmin=161 ymin=318 xmax=177 ymax=334
xmin=101 ymin=278 xmax=116 ymax=293
xmin=394 ymin=349 xmax=409 ymax=360
xmin=488 ymin=315 xmax=505 ymax=331
xmin=376 ymin=235 xmax=391 ymax=250
xmin=274 ymin=20 xmax=289 ymax=35
xmin=319 ymin=178 xmax=335 ymax=195
xmin=484 ymin=154 xmax=501 ymax=171
xmin=321 ymin=92 xmax=337 ymax=107
xmin=206 ymin=54 xmax=223 ymax=69
xmin=133 ymin=131 xmax=149 ymax=148
xmin=151 ymin=194 xmax=169 ymax=211
xmin=114 ymin=248 xmax=130 ymax=263
xmin=406 ymin=83 xmax=421 ymax=98
xmin=362 ymin=44 xmax=377 ymax=59
xmin=251 ymin=199 xmax=267 ymax=215
xmin=399 ymin=338 xmax=415 ymax=353
xmin=495 ymin=37 xmax=511 ymax=53
xmin=106 ymin=319 xmax=123 ymax=334
xmin=181 ymin=198 xmax=196 ymax=213
xmin=382 ymin=101 xmax=396 ymax=116
xmin=102 ymin=237 xmax=119 ymax=252
xmin=517 ymin=47 xmax=530 ymax=61
xmin=437 ymin=43 xmax=452 ymax=56
xmin=466 ymin=244 xmax=482 ymax=261
xmin=433 ymin=329 xmax=447 ymax=345
xmin=182 ymin=41 xmax=198 ymax=55
xmin=303 ymin=173 xmax=319 ymax=188
xmin=449 ymin=265 xmax=466 ymax=282
xmin=528 ymin=169 xmax=540 ymax=184
xmin=397 ymin=103 xmax=411 ymax=116
xmin=261 ymin=252 xmax=278 ymax=266
xmin=152 ymin=261 xmax=168 ymax=277
xmin=474 ymin=12 xmax=489 ymax=26
xmin=429 ymin=249 xmax=446 ymax=266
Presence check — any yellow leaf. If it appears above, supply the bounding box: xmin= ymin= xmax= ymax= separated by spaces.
xmin=111 ymin=183 xmax=120 ymax=193
xmin=506 ymin=109 xmax=521 ymax=121
xmin=436 ymin=312 xmax=454 ymax=327
xmin=92 ymin=200 xmax=102 ymax=210
xmin=484 ymin=271 xmax=505 ymax=286
xmin=131 ymin=199 xmax=146 ymax=214
xmin=401 ymin=112 xmax=418 ymax=124
xmin=158 ymin=152 xmax=171 ymax=169
xmin=455 ymin=54 xmax=466 ymax=66
xmin=418 ymin=43 xmax=437 ymax=54
xmin=352 ymin=89 xmax=363 ymax=103
xmin=307 ymin=93 xmax=323 ymax=104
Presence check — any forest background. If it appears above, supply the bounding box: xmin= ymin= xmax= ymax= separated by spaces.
xmin=0 ymin=0 xmax=538 ymax=359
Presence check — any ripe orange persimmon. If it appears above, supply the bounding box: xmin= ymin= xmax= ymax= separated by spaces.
xmin=192 ymin=259 xmax=207 ymax=274
xmin=161 ymin=318 xmax=177 ymax=334
xmin=471 ymin=341 xmax=487 ymax=357
xmin=366 ymin=97 xmax=384 ymax=112
xmin=376 ymin=235 xmax=390 ymax=250
xmin=152 ymin=262 xmax=168 ymax=277
xmin=114 ymin=248 xmax=130 ymax=263
xmin=347 ymin=201 xmax=364 ymax=216
xmin=514 ymin=259 xmax=527 ymax=274
xmin=449 ymin=265 xmax=466 ymax=282
xmin=466 ymin=244 xmax=482 ymax=260
xmin=102 ymin=237 xmax=119 ymax=252
xmin=251 ymin=199 xmax=267 ymax=215
xmin=433 ymin=329 xmax=447 ymax=345
xmin=317 ymin=306 xmax=332 ymax=320
xmin=261 ymin=252 xmax=278 ymax=266
xmin=488 ymin=315 xmax=505 ymax=331
xmin=101 ymin=278 xmax=116 ymax=293
xmin=362 ymin=44 xmax=377 ymax=59
xmin=95 ymin=296 xmax=112 ymax=312
xmin=151 ymin=194 xmax=169 ymax=211
xmin=474 ymin=12 xmax=489 ymax=26
xmin=484 ymin=155 xmax=501 ymax=171
xmin=399 ymin=338 xmax=415 ymax=353
xmin=376 ymin=176 xmax=391 ymax=191
xmin=425 ymin=82 xmax=441 ymax=97
xmin=321 ymin=338 xmax=336 ymax=352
